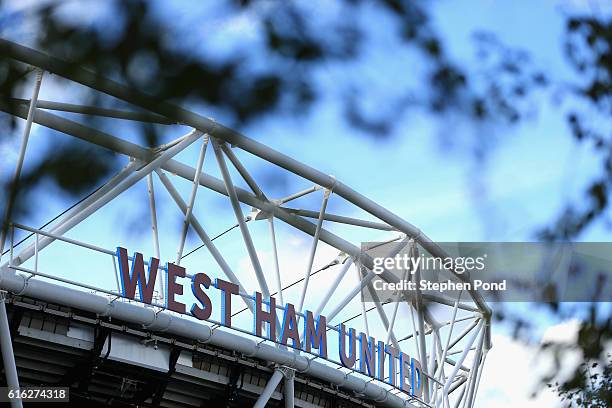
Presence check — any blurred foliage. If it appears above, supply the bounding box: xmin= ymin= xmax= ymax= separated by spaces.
xmin=538 ymin=17 xmax=612 ymax=241
xmin=551 ymin=355 xmax=611 ymax=407
xmin=0 ymin=0 xmax=611 ymax=404
xmin=0 ymin=0 xmax=547 ymax=218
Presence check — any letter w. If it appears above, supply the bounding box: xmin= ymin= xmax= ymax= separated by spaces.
xmin=116 ymin=247 xmax=159 ymax=304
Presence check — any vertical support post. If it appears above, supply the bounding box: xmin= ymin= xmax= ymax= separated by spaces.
xmin=111 ymin=254 xmax=121 ymax=293
xmin=433 ymin=291 xmax=462 ymax=404
xmin=411 ymin=244 xmax=429 ymax=402
xmin=409 ymin=305 xmax=421 ymax=360
xmin=463 ymin=328 xmax=486 ymax=408
xmin=468 ymin=348 xmax=488 ymax=408
xmin=147 ymin=174 xmax=161 ymax=261
xmin=9 ymin=224 xmax=14 ymax=265
xmin=428 ymin=333 xmax=438 ymax=399
xmin=0 ymin=293 xmax=23 ymax=408
xmin=34 ymin=233 xmax=39 ymax=273
xmin=297 ymin=188 xmax=331 ymax=313
xmin=212 ymin=138 xmax=270 ymax=298
xmin=268 ymin=217 xmax=283 ymax=305
xmin=0 ymin=69 xmax=44 ymax=263
xmin=452 ymin=382 xmax=468 ymax=408
xmin=176 ymin=135 xmax=209 ymax=265
xmin=313 ymin=257 xmax=353 ymax=317
xmin=253 ymin=368 xmax=284 ymax=408
xmin=385 ymin=253 xmax=412 ymax=344
xmin=354 ymin=259 xmax=370 ymax=338
xmin=439 ymin=320 xmax=483 ymax=406
xmin=283 ymin=368 xmax=295 ymax=408
xmin=365 ymin=283 xmax=400 ymax=350
xmin=146 ymin=173 xmax=163 ymax=300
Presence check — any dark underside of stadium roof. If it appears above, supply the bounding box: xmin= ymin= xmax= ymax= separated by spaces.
xmin=0 ymin=294 xmax=376 ymax=408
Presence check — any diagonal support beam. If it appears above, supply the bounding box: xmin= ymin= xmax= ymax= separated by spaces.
xmin=156 ymin=169 xmax=253 ymax=313
xmin=11 ymin=98 xmax=175 ymax=124
xmin=276 ymin=185 xmax=321 ymax=205
xmin=146 ymin=173 xmax=163 ymax=300
xmin=220 ymin=143 xmax=267 ymax=200
xmin=212 ymin=138 xmax=270 ymax=298
xmin=254 ymin=369 xmax=284 ymax=408
xmin=0 ymin=69 xmax=44 ymax=264
xmin=297 ymin=189 xmax=331 ymax=313
xmin=365 ymin=283 xmax=400 ymax=350
xmin=438 ymin=320 xmax=483 ymax=406
xmin=268 ymin=217 xmax=284 ymax=305
xmin=4 ymin=129 xmax=202 ymax=269
xmin=313 ymin=257 xmax=353 ymax=318
xmin=176 ymin=134 xmax=210 ymax=265
xmin=282 ymin=207 xmax=396 ymax=231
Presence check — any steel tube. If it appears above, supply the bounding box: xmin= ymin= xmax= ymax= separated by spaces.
xmin=435 ymin=295 xmax=462 ymax=386
xmin=0 ymin=297 xmax=22 ymax=408
xmin=284 ymin=373 xmax=295 ymax=408
xmin=297 ymin=189 xmax=331 ymax=313
xmin=326 ymin=270 xmax=376 ymax=322
xmin=470 ymin=349 xmax=488 ymax=407
xmin=268 ymin=217 xmax=284 ymax=305
xmin=313 ymin=258 xmax=353 ymax=317
xmin=44 ymin=159 xmax=140 ymax=238
xmin=282 ymin=208 xmax=396 ymax=231
xmin=277 ymin=185 xmax=320 ymax=204
xmin=365 ymin=283 xmax=400 ymax=350
xmin=0 ymin=69 xmax=43 ymax=263
xmin=212 ymin=139 xmax=270 ymax=298
xmin=463 ymin=329 xmax=485 ymax=408
xmin=146 ymin=174 xmax=163 ymax=300
xmin=448 ymin=319 xmax=481 ymax=351
xmin=355 ymin=262 xmax=371 ymax=338
xmin=10 ymin=98 xmax=175 ymax=124
xmin=220 ymin=143 xmax=266 ymax=199
xmin=254 ymin=369 xmax=284 ymax=408
xmin=176 ymin=135 xmax=209 ymax=264
xmin=439 ymin=321 xmax=483 ymax=404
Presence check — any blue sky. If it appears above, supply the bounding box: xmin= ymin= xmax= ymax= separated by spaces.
xmin=1 ymin=1 xmax=611 ymax=407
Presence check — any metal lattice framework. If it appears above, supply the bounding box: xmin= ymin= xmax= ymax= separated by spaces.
xmin=0 ymin=39 xmax=491 ymax=408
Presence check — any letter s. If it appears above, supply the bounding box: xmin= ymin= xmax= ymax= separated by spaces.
xmin=191 ymin=273 xmax=212 ymax=320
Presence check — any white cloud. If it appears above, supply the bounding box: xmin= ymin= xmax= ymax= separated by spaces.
xmin=541 ymin=319 xmax=581 ymax=345
xmin=476 ymin=332 xmax=562 ymax=407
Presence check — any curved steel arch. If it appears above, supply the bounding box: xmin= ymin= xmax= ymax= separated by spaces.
xmin=0 ymin=39 xmax=491 ymax=408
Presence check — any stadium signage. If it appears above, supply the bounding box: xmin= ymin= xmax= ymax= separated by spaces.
xmin=116 ymin=247 xmax=425 ymax=397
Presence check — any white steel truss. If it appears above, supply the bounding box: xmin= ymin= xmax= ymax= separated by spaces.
xmin=0 ymin=39 xmax=491 ymax=408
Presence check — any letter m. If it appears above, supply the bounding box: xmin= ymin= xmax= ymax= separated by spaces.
xmin=304 ymin=311 xmax=328 ymax=359
xmin=116 ymin=247 xmax=159 ymax=304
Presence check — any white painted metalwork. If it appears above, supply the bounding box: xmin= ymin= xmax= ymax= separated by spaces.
xmin=0 ymin=40 xmax=491 ymax=408
xmin=297 ymin=188 xmax=331 ymax=314
xmin=176 ymin=134 xmax=209 ymax=265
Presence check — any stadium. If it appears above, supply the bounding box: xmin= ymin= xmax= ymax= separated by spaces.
xmin=0 ymin=39 xmax=491 ymax=408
